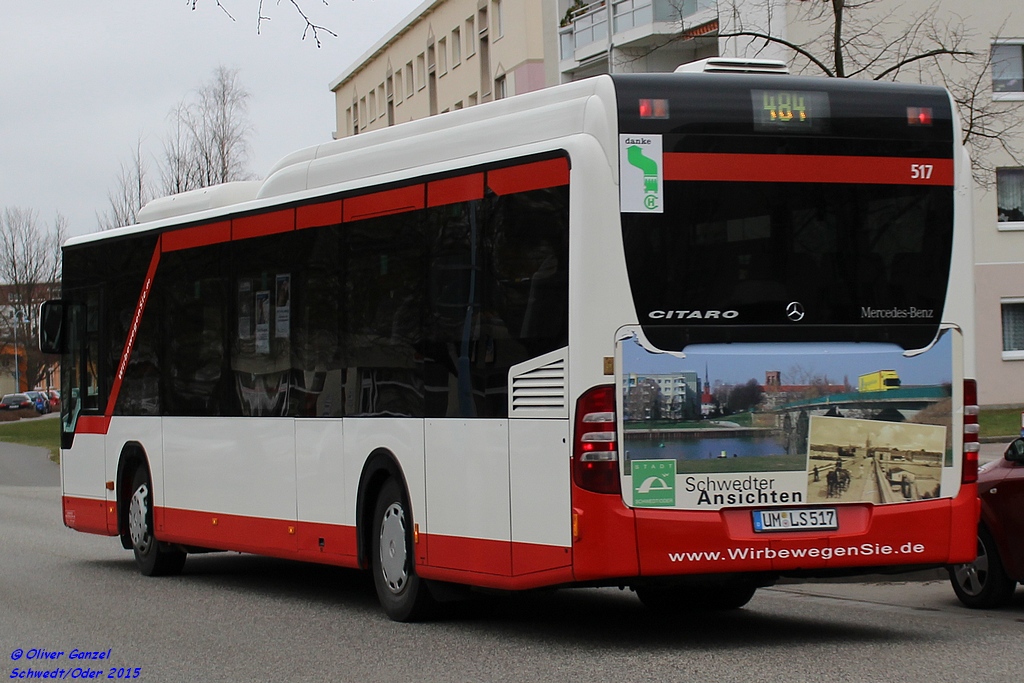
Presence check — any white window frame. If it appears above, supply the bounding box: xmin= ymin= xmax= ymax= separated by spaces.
xmin=452 ymin=27 xmax=462 ymax=67
xmin=992 ymin=41 xmax=1024 ymax=102
xmin=417 ymin=53 xmax=426 ymax=91
xmin=465 ymin=17 xmax=476 ymax=57
xmin=493 ymin=0 xmax=503 ymax=39
xmin=1002 ymin=297 xmax=1024 ymax=360
xmin=997 ymin=167 xmax=1024 ymax=232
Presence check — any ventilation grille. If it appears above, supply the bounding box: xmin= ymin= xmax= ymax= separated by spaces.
xmin=510 ymin=352 xmax=567 ymax=417
xmin=675 ymin=58 xmax=790 ymax=75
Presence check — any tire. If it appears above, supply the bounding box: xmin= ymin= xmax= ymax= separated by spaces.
xmin=948 ymin=526 xmax=1017 ymax=609
xmin=636 ymin=582 xmax=757 ymax=612
xmin=370 ymin=478 xmax=435 ymax=622
xmin=127 ymin=468 xmax=186 ymax=577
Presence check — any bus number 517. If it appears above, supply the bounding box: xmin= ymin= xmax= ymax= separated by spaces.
xmin=911 ymin=163 xmax=934 ymax=180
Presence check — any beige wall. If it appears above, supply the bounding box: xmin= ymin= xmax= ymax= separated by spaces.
xmin=331 ymin=0 xmax=554 ymax=139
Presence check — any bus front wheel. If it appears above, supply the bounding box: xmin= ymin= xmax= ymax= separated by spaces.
xmin=370 ymin=478 xmax=435 ymax=621
xmin=127 ymin=468 xmax=186 ymax=577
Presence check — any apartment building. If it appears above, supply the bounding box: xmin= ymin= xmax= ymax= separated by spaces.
xmin=330 ymin=0 xmax=556 ymax=138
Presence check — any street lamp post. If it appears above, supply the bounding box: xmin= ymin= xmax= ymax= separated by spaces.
xmin=12 ymin=309 xmax=21 ymax=392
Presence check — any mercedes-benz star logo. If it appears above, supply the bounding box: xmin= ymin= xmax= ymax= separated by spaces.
xmin=786 ymin=301 xmax=805 ymax=322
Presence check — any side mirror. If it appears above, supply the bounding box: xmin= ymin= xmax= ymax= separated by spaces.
xmin=1004 ymin=437 xmax=1024 ymax=464
xmin=38 ymin=300 xmax=66 ymax=354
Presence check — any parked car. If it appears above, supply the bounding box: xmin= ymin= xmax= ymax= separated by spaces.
xmin=24 ymin=390 xmax=50 ymax=414
xmin=46 ymin=389 xmax=60 ymax=409
xmin=948 ymin=438 xmax=1024 ymax=607
xmin=0 ymin=393 xmax=34 ymax=411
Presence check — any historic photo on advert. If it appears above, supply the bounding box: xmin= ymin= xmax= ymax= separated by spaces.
xmin=806 ymin=416 xmax=946 ymax=504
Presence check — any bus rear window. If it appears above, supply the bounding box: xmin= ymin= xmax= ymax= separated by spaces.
xmin=621 ymin=180 xmax=953 ymax=350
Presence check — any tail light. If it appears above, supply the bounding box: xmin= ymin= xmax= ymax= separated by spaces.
xmin=962 ymin=379 xmax=979 ymax=484
xmin=573 ymin=385 xmax=620 ymax=494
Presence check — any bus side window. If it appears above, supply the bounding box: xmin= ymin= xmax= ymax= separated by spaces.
xmin=82 ymin=289 xmax=102 ymax=412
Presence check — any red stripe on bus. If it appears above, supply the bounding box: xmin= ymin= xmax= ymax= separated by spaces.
xmin=512 ymin=541 xmax=572 ymax=575
xmin=75 ymin=415 xmax=111 ymax=434
xmin=663 ymin=153 xmax=954 ymax=186
xmin=487 ymin=158 xmax=570 ymax=196
xmin=417 ymin=562 xmax=575 ymax=591
xmin=296 ymin=200 xmax=342 ymax=230
xmin=143 ymin=505 xmax=572 ymax=587
xmin=62 ymin=496 xmax=117 ymax=536
xmin=233 ymin=209 xmax=295 ymax=240
xmin=426 ymin=534 xmax=512 ymax=576
xmin=343 ymin=184 xmax=425 ymax=222
xmin=161 ymin=220 xmax=232 ymax=252
xmin=105 ymin=239 xmax=162 ymax=417
xmin=427 ymin=173 xmax=485 ymax=207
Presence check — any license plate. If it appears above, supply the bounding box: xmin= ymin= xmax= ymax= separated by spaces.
xmin=752 ymin=508 xmax=838 ymax=532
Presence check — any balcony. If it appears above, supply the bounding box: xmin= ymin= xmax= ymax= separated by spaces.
xmin=559 ymin=0 xmax=717 ymax=65
xmin=559 ymin=2 xmax=609 ymax=62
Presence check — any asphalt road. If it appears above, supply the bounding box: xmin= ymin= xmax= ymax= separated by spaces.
xmin=2 ymin=439 xmax=1021 ymax=682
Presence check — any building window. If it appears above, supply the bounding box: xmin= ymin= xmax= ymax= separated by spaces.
xmin=368 ymin=90 xmax=376 ymax=121
xmin=452 ymin=27 xmax=461 ymax=66
xmin=417 ymin=53 xmax=426 ymax=90
xmin=1002 ymin=299 xmax=1024 ymax=359
xmin=495 ymin=74 xmax=507 ymax=100
xmin=359 ymin=97 xmax=367 ymax=129
xmin=993 ymin=43 xmax=1024 ymax=97
xmin=469 ymin=92 xmax=478 ymax=106
xmin=439 ymin=37 xmax=448 ymax=75
xmin=395 ymin=71 xmax=403 ymax=104
xmin=493 ymin=0 xmax=503 ymax=38
xmin=998 ymin=168 xmax=1024 ymax=225
xmin=405 ymin=62 xmax=414 ymax=97
xmin=466 ymin=17 xmax=476 ymax=56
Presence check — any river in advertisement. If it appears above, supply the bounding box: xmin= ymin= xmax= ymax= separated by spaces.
xmin=625 ymin=435 xmax=788 ymax=463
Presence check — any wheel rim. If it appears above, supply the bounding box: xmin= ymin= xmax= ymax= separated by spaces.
xmin=379 ymin=502 xmax=409 ymax=594
xmin=128 ymin=483 xmax=152 ymax=554
xmin=954 ymin=536 xmax=990 ymax=597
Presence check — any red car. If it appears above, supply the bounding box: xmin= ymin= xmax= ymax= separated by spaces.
xmin=948 ymin=438 xmax=1024 ymax=607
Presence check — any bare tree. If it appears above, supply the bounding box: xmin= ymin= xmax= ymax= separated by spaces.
xmin=98 ymin=136 xmax=152 ymax=230
xmin=101 ymin=66 xmax=255 ymax=230
xmin=648 ymin=0 xmax=1024 ymax=183
xmin=187 ymin=0 xmax=338 ymax=46
xmin=720 ymin=0 xmax=1024 ymax=183
xmin=161 ymin=66 xmax=255 ymax=194
xmin=0 ymin=209 xmax=66 ymax=390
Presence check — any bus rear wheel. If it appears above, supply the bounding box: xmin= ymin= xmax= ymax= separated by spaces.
xmin=127 ymin=468 xmax=186 ymax=577
xmin=370 ymin=478 xmax=435 ymax=621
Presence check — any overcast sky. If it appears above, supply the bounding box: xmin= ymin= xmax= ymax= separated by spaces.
xmin=1 ymin=0 xmax=422 ymax=238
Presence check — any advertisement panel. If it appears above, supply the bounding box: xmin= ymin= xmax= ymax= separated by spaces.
xmin=619 ymin=329 xmax=957 ymax=510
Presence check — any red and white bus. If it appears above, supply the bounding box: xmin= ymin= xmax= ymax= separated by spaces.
xmin=41 ymin=62 xmax=979 ymax=620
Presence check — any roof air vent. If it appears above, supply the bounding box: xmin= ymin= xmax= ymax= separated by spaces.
xmin=675 ymin=58 xmax=790 ymax=75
